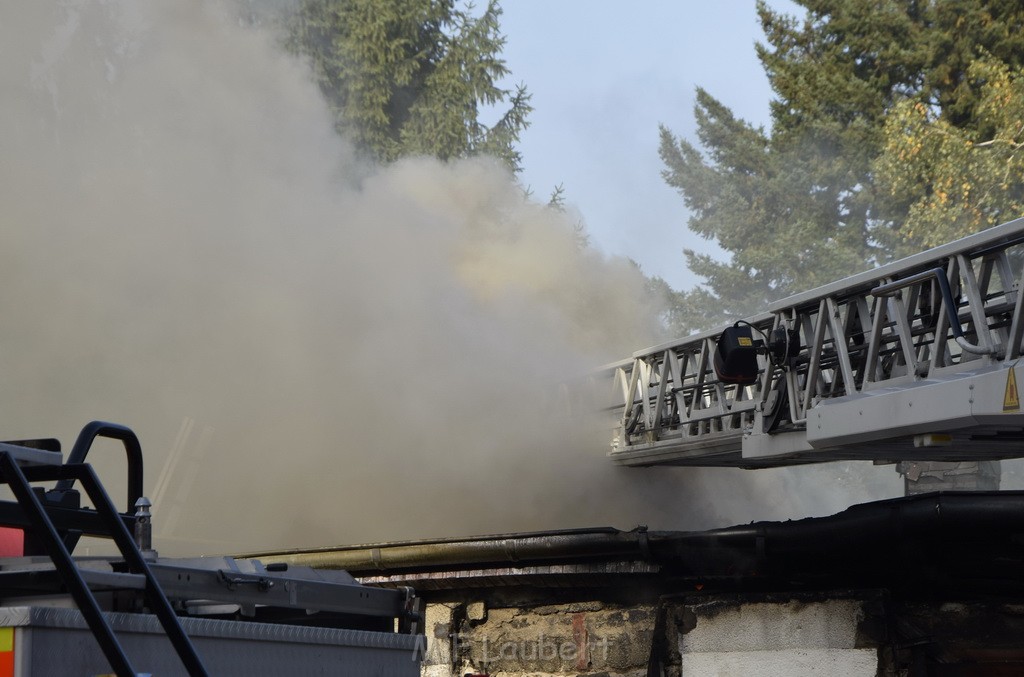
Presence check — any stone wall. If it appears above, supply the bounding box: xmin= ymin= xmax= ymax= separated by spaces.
xmin=423 ymin=599 xmax=658 ymax=676
xmin=418 ymin=594 xmax=881 ymax=677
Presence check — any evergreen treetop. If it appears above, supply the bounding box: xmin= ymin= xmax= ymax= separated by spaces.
xmin=661 ymin=0 xmax=1024 ymax=333
xmin=288 ymin=0 xmax=531 ymax=170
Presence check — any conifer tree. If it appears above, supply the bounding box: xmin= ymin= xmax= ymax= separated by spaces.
xmin=288 ymin=0 xmax=530 ymax=170
xmin=661 ymin=0 xmax=1024 ymax=333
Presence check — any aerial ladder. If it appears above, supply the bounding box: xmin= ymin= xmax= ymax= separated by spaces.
xmin=601 ymin=217 xmax=1024 ymax=468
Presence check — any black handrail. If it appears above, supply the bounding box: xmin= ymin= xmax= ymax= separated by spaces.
xmin=0 ymin=422 xmax=210 ymax=676
xmin=0 ymin=453 xmax=138 ymax=676
xmin=54 ymin=421 xmax=143 ymax=511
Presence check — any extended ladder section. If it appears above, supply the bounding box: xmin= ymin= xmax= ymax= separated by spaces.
xmin=602 ymin=217 xmax=1024 ymax=468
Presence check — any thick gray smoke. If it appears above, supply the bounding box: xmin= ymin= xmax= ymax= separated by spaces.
xmin=1 ymin=1 xmax=899 ymax=555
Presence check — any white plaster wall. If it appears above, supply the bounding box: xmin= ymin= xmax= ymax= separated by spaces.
xmin=679 ymin=599 xmax=878 ymax=677
xmin=422 ymin=602 xmax=457 ymax=677
xmin=681 ymin=647 xmax=878 ymax=676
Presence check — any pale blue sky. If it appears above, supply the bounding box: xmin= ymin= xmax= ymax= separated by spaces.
xmin=498 ymin=1 xmax=801 ymax=290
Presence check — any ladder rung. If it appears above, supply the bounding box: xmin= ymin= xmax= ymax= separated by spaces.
xmin=0 ymin=443 xmax=62 ymax=467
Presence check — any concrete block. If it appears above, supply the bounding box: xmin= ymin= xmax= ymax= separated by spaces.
xmin=466 ymin=601 xmax=486 ymax=621
xmin=681 ymin=647 xmax=878 ymax=676
xmin=680 ymin=599 xmax=866 ymax=653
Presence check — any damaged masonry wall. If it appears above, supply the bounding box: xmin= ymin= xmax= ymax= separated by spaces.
xmin=424 ymin=600 xmax=657 ymax=676
xmin=421 ymin=596 xmax=877 ymax=677
xmin=420 ymin=594 xmax=1024 ymax=676
xmin=250 ymin=495 xmax=1024 ymax=676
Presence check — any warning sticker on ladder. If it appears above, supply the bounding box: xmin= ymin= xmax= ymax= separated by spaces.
xmin=1004 ymin=367 xmax=1020 ymax=412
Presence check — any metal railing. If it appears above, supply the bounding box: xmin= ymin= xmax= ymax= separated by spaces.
xmin=602 ymin=217 xmax=1024 ymax=467
xmin=0 ymin=423 xmax=209 ymax=677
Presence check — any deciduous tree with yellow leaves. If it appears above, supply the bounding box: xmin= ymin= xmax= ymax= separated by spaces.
xmin=876 ymin=57 xmax=1024 ymax=256
xmin=661 ymin=1 xmax=1024 ymax=333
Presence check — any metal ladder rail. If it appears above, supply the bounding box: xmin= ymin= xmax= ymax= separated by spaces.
xmin=613 ymin=333 xmax=766 ymax=450
xmin=605 ymin=218 xmax=1024 ymax=462
xmin=0 ymin=453 xmax=210 ymax=677
xmin=0 ymin=452 xmax=137 ymax=676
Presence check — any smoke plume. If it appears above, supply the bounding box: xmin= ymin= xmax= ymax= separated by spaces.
xmin=0 ymin=1 xmax=899 ymax=555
